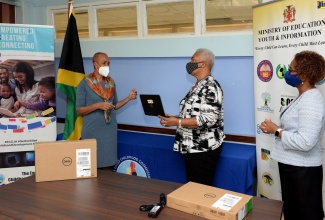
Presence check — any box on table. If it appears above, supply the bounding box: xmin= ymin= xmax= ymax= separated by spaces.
xmin=34 ymin=139 xmax=97 ymax=182
xmin=167 ymin=182 xmax=253 ymax=220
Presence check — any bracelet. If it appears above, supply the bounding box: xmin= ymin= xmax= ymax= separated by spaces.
xmin=178 ymin=118 xmax=182 ymax=128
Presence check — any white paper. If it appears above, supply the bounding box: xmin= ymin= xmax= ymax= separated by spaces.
xmin=0 ymin=107 xmax=16 ymax=118
xmin=212 ymin=193 xmax=242 ymax=211
xmin=76 ymin=149 xmax=91 ymax=177
xmin=237 ymin=206 xmax=246 ymax=220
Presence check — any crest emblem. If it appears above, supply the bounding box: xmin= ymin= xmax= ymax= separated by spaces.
xmin=283 ymin=5 xmax=296 ymax=23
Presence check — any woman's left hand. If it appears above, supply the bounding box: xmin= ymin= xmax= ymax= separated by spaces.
xmin=128 ymin=88 xmax=137 ymax=100
xmin=158 ymin=114 xmax=175 ymax=127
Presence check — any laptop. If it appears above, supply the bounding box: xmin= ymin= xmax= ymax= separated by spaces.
xmin=140 ymin=94 xmax=166 ymax=117
xmin=34 ymin=139 xmax=97 ymax=182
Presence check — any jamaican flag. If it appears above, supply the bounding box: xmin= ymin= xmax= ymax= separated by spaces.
xmin=56 ymin=3 xmax=85 ymax=140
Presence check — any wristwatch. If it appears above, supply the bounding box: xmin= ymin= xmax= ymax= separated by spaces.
xmin=275 ymin=128 xmax=283 ymax=137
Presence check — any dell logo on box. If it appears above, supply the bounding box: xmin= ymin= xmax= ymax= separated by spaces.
xmin=204 ymin=193 xmax=216 ymax=198
xmin=62 ymin=157 xmax=72 ymax=166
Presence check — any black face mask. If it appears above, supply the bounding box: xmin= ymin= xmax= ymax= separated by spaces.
xmin=186 ymin=62 xmax=199 ymax=75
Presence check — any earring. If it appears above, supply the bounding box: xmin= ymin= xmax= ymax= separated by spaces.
xmin=302 ymin=81 xmax=304 ymax=85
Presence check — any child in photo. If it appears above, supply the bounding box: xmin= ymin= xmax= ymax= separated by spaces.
xmin=17 ymin=76 xmax=56 ymax=116
xmin=0 ymin=66 xmax=16 ymax=100
xmin=0 ymin=82 xmax=15 ymax=110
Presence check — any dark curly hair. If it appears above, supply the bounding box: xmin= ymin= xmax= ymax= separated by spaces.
xmin=0 ymin=66 xmax=9 ymax=74
xmin=0 ymin=82 xmax=11 ymax=91
xmin=294 ymin=50 xmax=325 ymax=85
xmin=39 ymin=76 xmax=55 ymax=91
xmin=12 ymin=61 xmax=38 ymax=93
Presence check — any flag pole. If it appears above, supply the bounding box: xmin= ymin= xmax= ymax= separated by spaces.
xmin=68 ymin=0 xmax=73 ymax=17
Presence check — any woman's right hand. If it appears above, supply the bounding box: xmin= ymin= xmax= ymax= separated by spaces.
xmin=97 ymin=101 xmax=115 ymax=111
xmin=13 ymin=101 xmax=20 ymax=110
xmin=260 ymin=118 xmax=278 ymax=134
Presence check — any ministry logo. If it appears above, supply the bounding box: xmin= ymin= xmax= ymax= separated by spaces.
xmin=275 ymin=64 xmax=287 ymax=79
xmin=113 ymin=156 xmax=150 ymax=178
xmin=257 ymin=60 xmax=273 ymax=82
xmin=262 ymin=172 xmax=274 ymax=186
xmin=317 ymin=1 xmax=325 ymax=9
xmin=261 ymin=148 xmax=270 ymax=161
xmin=257 ymin=92 xmax=274 ymax=113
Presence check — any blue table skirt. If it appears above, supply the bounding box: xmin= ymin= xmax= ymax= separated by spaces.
xmin=115 ymin=130 xmax=256 ymax=195
xmin=57 ymin=130 xmax=257 ymax=194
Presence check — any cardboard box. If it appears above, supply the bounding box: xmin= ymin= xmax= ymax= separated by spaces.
xmin=34 ymin=139 xmax=97 ymax=182
xmin=167 ymin=182 xmax=253 ymax=220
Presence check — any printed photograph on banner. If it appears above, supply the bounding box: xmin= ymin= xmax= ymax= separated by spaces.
xmin=0 ymin=59 xmax=55 ymax=118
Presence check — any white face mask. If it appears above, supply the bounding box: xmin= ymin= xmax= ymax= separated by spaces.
xmin=98 ymin=66 xmax=110 ymax=77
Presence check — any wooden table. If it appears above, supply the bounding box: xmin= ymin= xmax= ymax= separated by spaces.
xmin=0 ymin=170 xmax=283 ymax=219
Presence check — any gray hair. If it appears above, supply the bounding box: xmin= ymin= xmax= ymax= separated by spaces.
xmin=195 ymin=48 xmax=215 ymax=71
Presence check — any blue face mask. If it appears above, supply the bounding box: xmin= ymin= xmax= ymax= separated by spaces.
xmin=284 ymin=70 xmax=302 ymax=87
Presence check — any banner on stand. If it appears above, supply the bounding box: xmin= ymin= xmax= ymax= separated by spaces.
xmin=253 ymin=0 xmax=325 ymax=204
xmin=0 ymin=24 xmax=55 ymax=186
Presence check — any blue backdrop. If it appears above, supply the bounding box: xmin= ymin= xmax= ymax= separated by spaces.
xmin=55 ymin=56 xmax=255 ymax=137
